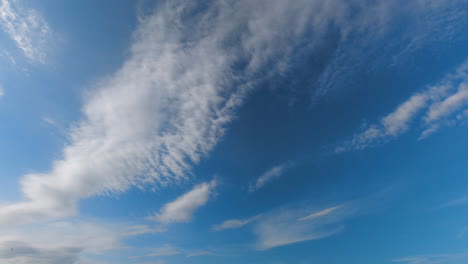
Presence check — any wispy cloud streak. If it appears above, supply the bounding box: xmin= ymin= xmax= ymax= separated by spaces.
xmin=212 ymin=215 xmax=261 ymax=231
xmin=394 ymin=253 xmax=468 ymax=264
xmin=338 ymin=60 xmax=468 ymax=151
xmin=250 ymin=161 xmax=294 ymax=192
xmin=0 ymin=0 xmax=52 ymax=63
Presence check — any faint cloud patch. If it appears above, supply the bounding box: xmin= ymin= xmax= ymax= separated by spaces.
xmin=186 ymin=251 xmax=211 ymax=258
xmin=253 ymin=188 xmax=395 ymax=250
xmin=393 ymin=253 xmax=468 ymax=264
xmin=253 ymin=204 xmax=351 ymax=250
xmin=212 ymin=214 xmax=262 ymax=231
xmin=0 ymin=0 xmax=53 ymax=63
xmin=442 ymin=196 xmax=468 ymax=208
xmin=124 ymin=225 xmax=165 ymax=236
xmin=146 ymin=245 xmax=181 ymax=257
xmin=249 ymin=161 xmax=295 ymax=192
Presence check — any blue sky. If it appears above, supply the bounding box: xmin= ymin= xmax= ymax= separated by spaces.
xmin=1 ymin=0 xmax=468 ymax=263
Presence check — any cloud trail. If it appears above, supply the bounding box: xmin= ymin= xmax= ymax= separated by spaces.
xmin=149 ymin=180 xmax=216 ymax=224
xmin=212 ymin=215 xmax=261 ymax=231
xmin=338 ymin=60 xmax=468 ymax=151
xmin=250 ymin=161 xmax=294 ymax=192
xmin=0 ymin=0 xmax=52 ymax=63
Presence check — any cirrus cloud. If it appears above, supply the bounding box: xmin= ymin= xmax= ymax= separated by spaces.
xmin=338 ymin=60 xmax=468 ymax=152
xmin=0 ymin=0 xmax=52 ymax=63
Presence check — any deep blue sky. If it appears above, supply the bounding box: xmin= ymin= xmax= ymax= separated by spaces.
xmin=1 ymin=0 xmax=468 ymax=264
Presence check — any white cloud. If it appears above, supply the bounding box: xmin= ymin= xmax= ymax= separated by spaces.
xmin=0 ymin=0 xmax=463 ymax=262
xmin=337 ymin=92 xmax=430 ymax=151
xmin=381 ymin=94 xmax=429 ymax=136
xmin=212 ymin=215 xmax=261 ymax=231
xmin=338 ymin=60 xmax=468 ymax=151
xmin=0 ymin=84 xmax=4 ymax=98
xmin=421 ymin=84 xmax=468 ymax=138
xmin=0 ymin=220 xmax=147 ymax=264
xmin=313 ymin=0 xmax=468 ymax=102
xmin=1 ymin=0 xmax=361 ymax=226
xmin=0 ymin=0 xmax=464 ymax=251
xmin=0 ymin=0 xmax=52 ymax=63
xmin=250 ymin=161 xmax=294 ymax=192
xmin=238 ymin=190 xmax=391 ymax=251
xmin=254 ymin=204 xmax=356 ymax=250
xmin=148 ymin=180 xmax=216 ymax=224
xmin=425 ymin=87 xmax=468 ymax=122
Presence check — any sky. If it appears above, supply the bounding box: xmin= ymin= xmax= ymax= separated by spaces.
xmin=0 ymin=0 xmax=468 ymax=263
